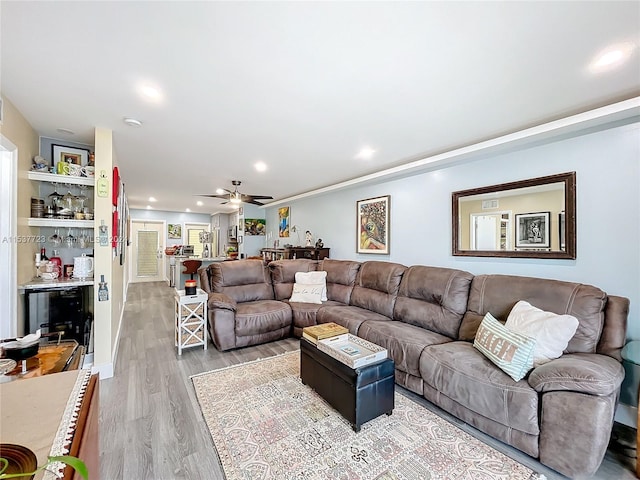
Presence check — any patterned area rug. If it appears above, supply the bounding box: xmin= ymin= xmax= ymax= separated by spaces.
xmin=192 ymin=351 xmax=545 ymax=480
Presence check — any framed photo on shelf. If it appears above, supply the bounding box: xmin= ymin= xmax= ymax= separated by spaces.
xmin=515 ymin=211 xmax=550 ymax=248
xmin=51 ymin=144 xmax=90 ymax=169
xmin=357 ymin=195 xmax=390 ymax=254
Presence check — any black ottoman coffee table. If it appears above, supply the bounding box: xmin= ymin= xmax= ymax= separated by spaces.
xmin=300 ymin=337 xmax=395 ymax=432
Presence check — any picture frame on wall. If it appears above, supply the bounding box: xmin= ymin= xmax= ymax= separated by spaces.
xmin=278 ymin=207 xmax=290 ymax=237
xmin=245 ymin=218 xmax=266 ymax=235
xmin=559 ymin=211 xmax=566 ymax=251
xmin=357 ymin=195 xmax=390 ymax=254
xmin=51 ymin=144 xmax=90 ymax=169
xmin=515 ymin=211 xmax=550 ymax=248
xmin=168 ymin=223 xmax=182 ymax=239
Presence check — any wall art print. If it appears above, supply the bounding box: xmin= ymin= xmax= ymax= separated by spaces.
xmin=168 ymin=223 xmax=182 ymax=239
xmin=245 ymin=218 xmax=266 ymax=235
xmin=278 ymin=207 xmax=290 ymax=237
xmin=515 ymin=211 xmax=550 ymax=248
xmin=357 ymin=195 xmax=390 ymax=254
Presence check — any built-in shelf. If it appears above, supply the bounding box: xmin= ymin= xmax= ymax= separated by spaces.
xmin=28 ymin=218 xmax=94 ymax=228
xmin=27 ymin=171 xmax=94 ymax=187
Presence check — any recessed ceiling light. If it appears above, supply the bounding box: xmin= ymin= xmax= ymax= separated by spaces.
xmin=589 ymin=42 xmax=635 ymax=72
xmin=137 ymin=84 xmax=163 ymax=102
xmin=255 ymin=161 xmax=267 ymax=172
xmin=197 ymin=201 xmax=204 ymax=206
xmin=355 ymin=147 xmax=376 ymax=160
xmin=56 ymin=128 xmax=75 ymax=135
xmin=215 ymin=188 xmax=225 ymax=195
xmin=123 ymin=117 xmax=142 ymax=127
xmin=186 ymin=208 xmax=191 ymax=212
xmin=149 ymin=196 xmax=157 ymax=202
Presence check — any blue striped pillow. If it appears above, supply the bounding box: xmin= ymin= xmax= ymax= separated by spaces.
xmin=473 ymin=313 xmax=536 ymax=382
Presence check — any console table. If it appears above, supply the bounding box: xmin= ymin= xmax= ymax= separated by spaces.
xmin=284 ymin=247 xmax=330 ymax=260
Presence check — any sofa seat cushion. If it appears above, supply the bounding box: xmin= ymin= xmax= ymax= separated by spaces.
xmin=420 ymin=341 xmax=539 ymax=435
xmin=358 ymin=321 xmax=452 ymax=377
xmin=317 ymin=305 xmax=390 ymax=335
xmin=235 ymin=300 xmax=292 ymax=337
xmin=289 ymin=300 xmax=346 ymax=332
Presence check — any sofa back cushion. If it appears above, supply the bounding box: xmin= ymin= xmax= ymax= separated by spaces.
xmin=269 ymin=259 xmax=318 ymax=300
xmin=460 ymin=274 xmax=608 ymax=355
xmin=394 ymin=265 xmax=473 ymax=338
xmin=350 ymin=261 xmax=406 ymax=318
xmin=319 ymin=259 xmax=361 ymax=304
xmin=207 ymin=259 xmax=274 ymax=303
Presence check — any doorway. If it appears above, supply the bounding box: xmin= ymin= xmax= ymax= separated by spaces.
xmin=130 ymin=220 xmax=165 ymax=283
xmin=470 ymin=212 xmax=511 ymax=251
xmin=0 ymin=136 xmax=18 ymax=338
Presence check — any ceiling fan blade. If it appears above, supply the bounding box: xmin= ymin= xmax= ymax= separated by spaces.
xmin=246 ymin=195 xmax=273 ymax=200
xmin=246 ymin=199 xmax=265 ymax=206
xmin=196 ymin=194 xmax=228 ymax=200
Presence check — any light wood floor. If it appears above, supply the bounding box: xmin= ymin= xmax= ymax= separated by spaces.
xmin=100 ymin=282 xmax=637 ymax=479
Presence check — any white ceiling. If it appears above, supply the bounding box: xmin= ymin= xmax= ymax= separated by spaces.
xmin=2 ymin=1 xmax=639 ymax=214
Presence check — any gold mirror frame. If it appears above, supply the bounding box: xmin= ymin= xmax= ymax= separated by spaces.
xmin=452 ymin=172 xmax=576 ymax=259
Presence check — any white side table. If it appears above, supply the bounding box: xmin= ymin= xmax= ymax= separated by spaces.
xmin=174 ymin=288 xmax=208 ymax=355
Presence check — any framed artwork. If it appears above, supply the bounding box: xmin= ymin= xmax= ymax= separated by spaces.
xmin=357 ymin=195 xmax=390 ymax=254
xmin=51 ymin=144 xmax=90 ymax=169
xmin=278 ymin=207 xmax=290 ymax=237
xmin=168 ymin=223 xmax=182 ymax=239
xmin=515 ymin=211 xmax=550 ymax=248
xmin=558 ymin=212 xmax=566 ymax=251
xmin=245 ymin=218 xmax=266 ymax=235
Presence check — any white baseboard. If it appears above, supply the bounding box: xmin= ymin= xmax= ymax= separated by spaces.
xmin=615 ymin=402 xmax=637 ymax=428
xmin=91 ymin=361 xmax=114 ymax=379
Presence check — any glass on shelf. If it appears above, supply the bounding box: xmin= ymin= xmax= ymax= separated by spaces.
xmin=64 ymin=228 xmax=76 ymax=248
xmin=49 ymin=228 xmax=62 ymax=246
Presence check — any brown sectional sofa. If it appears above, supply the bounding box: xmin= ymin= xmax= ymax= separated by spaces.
xmin=199 ymin=258 xmax=629 ymax=479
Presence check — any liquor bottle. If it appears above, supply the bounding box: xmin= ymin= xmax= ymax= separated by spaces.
xmin=40 ymin=247 xmax=49 ymax=261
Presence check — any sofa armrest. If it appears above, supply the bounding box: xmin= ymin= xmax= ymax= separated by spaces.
xmin=528 ymin=353 xmax=624 ymax=396
xmin=208 ymin=292 xmax=237 ymax=312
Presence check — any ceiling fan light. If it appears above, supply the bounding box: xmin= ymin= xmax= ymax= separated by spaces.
xmin=230 ymin=197 xmax=242 ymax=204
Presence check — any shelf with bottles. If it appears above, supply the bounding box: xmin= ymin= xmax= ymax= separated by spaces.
xmin=30 ymin=176 xmax=95 ymax=228
xmin=28 ymin=170 xmax=95 ymax=187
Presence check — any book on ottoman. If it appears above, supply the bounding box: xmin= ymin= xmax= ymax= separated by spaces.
xmin=317 ymin=334 xmax=387 ymax=369
xmin=302 ymin=323 xmax=348 ymax=344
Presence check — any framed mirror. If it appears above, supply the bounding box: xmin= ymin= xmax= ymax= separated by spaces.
xmin=452 ymin=172 xmax=576 ymax=259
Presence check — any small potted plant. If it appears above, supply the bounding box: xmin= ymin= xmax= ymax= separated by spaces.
xmin=226 ymin=246 xmax=238 ymax=259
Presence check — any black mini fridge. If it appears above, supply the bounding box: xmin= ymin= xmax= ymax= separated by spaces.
xmin=25 ymin=286 xmax=92 ymax=346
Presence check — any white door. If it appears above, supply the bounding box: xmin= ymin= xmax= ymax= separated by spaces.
xmin=130 ymin=220 xmax=165 ymax=283
xmin=471 ymin=214 xmax=498 ymax=250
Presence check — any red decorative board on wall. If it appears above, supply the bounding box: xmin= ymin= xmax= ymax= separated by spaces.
xmin=112 ymin=166 xmax=119 ymax=206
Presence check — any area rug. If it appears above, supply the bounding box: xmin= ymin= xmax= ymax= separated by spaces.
xmin=191 ymin=351 xmax=545 ymax=480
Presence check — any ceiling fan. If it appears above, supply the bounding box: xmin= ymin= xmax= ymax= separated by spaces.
xmin=198 ymin=180 xmax=273 ymax=206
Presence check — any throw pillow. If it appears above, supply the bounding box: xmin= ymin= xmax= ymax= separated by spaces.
xmin=289 ymin=283 xmax=324 ymax=304
xmin=295 ymin=271 xmax=328 ymax=301
xmin=473 ymin=313 xmax=536 ymax=382
xmin=505 ymin=300 xmax=579 ymax=367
